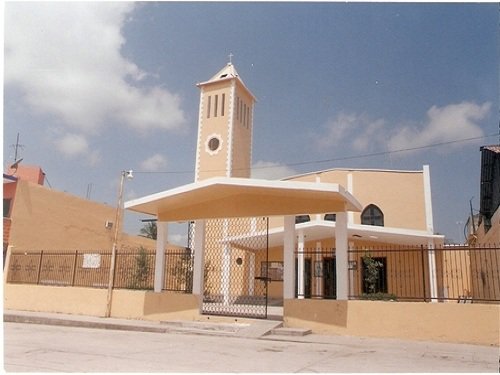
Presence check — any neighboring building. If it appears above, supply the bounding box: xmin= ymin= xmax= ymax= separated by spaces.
xmin=476 ymin=145 xmax=500 ymax=244
xmin=467 ymin=145 xmax=500 ymax=302
xmin=3 ymin=164 xmax=154 ymax=257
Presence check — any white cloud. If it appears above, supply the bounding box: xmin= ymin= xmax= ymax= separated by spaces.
xmin=55 ymin=133 xmax=89 ymax=157
xmin=251 ymin=160 xmax=298 ymax=180
xmin=316 ymin=101 xmax=491 ymax=157
xmin=54 ymin=133 xmax=101 ymax=166
xmin=317 ymin=112 xmax=386 ymax=152
xmin=388 ymin=101 xmax=490 ymax=151
xmin=5 ymin=2 xmax=186 ymax=138
xmin=140 ymin=154 xmax=168 ymax=172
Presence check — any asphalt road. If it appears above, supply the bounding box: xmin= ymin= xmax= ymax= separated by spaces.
xmin=4 ymin=322 xmax=499 ymax=372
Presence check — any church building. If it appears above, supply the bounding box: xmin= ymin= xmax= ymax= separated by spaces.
xmin=125 ymin=61 xmax=444 ymax=318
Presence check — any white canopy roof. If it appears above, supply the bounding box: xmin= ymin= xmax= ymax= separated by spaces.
xmin=125 ymin=177 xmax=362 ymax=222
xmin=224 ymin=220 xmax=445 ymax=250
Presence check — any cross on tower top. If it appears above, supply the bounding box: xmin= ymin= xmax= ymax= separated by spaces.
xmin=228 ymin=53 xmax=234 ymax=65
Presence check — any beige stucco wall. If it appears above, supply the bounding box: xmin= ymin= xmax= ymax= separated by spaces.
xmin=197 ymin=81 xmax=232 ymax=181
xmin=196 ymin=79 xmax=253 ymax=181
xmin=4 ymin=284 xmax=200 ymax=321
xmin=284 ymin=299 xmax=500 ymax=346
xmin=285 ymin=169 xmax=428 ymax=231
xmin=109 ymin=289 xmax=200 ymax=321
xmin=476 ymin=207 xmax=500 ymax=245
xmin=4 ymin=284 xmax=108 ymax=316
xmin=8 ymin=179 xmax=155 ymax=252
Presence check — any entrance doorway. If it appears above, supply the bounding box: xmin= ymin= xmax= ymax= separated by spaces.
xmin=201 ymin=217 xmax=270 ymax=319
xmin=323 ymin=257 xmax=336 ymax=299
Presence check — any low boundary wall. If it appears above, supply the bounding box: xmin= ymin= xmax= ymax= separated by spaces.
xmin=4 ymin=284 xmax=200 ymax=321
xmin=284 ymin=299 xmax=500 ymax=346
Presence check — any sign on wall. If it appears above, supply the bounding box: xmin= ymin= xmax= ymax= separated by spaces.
xmin=82 ymin=254 xmax=101 ymax=269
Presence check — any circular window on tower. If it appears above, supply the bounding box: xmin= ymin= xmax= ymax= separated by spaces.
xmin=205 ymin=134 xmax=223 ymax=155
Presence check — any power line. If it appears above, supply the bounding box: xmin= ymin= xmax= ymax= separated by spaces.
xmin=133 ymin=132 xmax=498 ymax=175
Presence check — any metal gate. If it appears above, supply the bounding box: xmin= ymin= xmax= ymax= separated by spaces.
xmin=201 ymin=217 xmax=269 ymax=319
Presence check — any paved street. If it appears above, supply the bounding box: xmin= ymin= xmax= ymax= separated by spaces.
xmin=4 ymin=322 xmax=499 ymax=372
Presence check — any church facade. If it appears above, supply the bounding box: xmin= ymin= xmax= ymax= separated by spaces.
xmin=125 ymin=61 xmax=444 ymax=314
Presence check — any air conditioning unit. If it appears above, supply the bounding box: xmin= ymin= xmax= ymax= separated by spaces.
xmin=105 ymin=220 xmax=113 ymax=229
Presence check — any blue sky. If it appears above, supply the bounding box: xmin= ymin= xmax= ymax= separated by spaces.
xmin=4 ymin=2 xmax=499 ymax=244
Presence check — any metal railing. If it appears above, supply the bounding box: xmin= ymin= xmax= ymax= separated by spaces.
xmin=7 ymin=244 xmax=500 ymax=303
xmin=347 ymin=245 xmax=500 ymax=303
xmin=6 ymin=248 xmax=194 ymax=293
xmin=294 ymin=244 xmax=500 ymax=303
xmin=164 ymin=249 xmax=194 ymax=293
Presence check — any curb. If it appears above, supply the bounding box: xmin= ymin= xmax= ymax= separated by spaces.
xmin=4 ymin=314 xmax=168 ymax=334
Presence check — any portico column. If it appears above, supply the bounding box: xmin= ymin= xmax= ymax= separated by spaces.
xmin=283 ymin=215 xmax=296 ymax=299
xmin=192 ymin=220 xmax=206 ymax=305
xmin=297 ymin=230 xmax=305 ymax=299
xmin=335 ymin=211 xmax=348 ymax=300
xmin=154 ymin=221 xmax=168 ymax=293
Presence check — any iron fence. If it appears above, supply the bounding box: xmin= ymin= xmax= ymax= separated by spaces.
xmin=7 ymin=244 xmax=500 ymax=304
xmin=6 ymin=248 xmax=194 ymax=293
xmin=294 ymin=244 xmax=500 ymax=303
xmin=164 ymin=249 xmax=194 ymax=293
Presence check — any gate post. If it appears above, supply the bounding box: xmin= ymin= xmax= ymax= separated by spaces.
xmin=297 ymin=230 xmax=305 ymax=299
xmin=154 ymin=221 xmax=168 ymax=293
xmin=192 ymin=220 xmax=206 ymax=306
xmin=335 ymin=211 xmax=348 ymax=300
xmin=283 ymin=215 xmax=296 ymax=299
xmin=3 ymin=245 xmax=13 ymax=283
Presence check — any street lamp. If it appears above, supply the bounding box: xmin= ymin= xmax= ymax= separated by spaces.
xmin=105 ymin=170 xmax=133 ymax=318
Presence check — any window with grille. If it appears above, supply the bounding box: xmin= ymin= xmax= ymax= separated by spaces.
xmin=361 ymin=204 xmax=384 ymax=226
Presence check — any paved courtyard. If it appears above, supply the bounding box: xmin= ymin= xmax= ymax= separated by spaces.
xmin=4 ymin=321 xmax=499 ymax=372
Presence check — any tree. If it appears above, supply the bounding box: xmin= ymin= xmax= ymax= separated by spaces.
xmin=128 ymin=246 xmax=153 ymax=289
xmin=362 ymin=253 xmax=383 ymax=294
xmin=139 ymin=221 xmax=157 ymax=240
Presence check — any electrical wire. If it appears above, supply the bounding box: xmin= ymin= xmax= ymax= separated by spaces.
xmin=133 ymin=132 xmax=499 ymax=175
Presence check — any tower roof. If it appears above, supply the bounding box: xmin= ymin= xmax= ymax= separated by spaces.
xmin=197 ymin=62 xmax=256 ymax=101
xmin=208 ymin=62 xmax=240 ymax=82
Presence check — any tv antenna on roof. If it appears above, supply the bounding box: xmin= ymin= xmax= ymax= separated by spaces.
xmin=10 ymin=133 xmax=25 ymax=162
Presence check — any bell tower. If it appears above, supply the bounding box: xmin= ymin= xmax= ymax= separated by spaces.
xmin=194 ymin=60 xmax=256 ymax=181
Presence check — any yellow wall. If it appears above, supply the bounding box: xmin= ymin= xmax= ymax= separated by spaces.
xmin=285 ymin=169 xmax=428 ymax=230
xmin=476 ymin=207 xmax=500 ymax=245
xmin=230 ymin=81 xmax=253 ymax=178
xmin=4 ymin=284 xmax=200 ymax=321
xmin=284 ymin=299 xmax=500 ymax=346
xmin=8 ymin=179 xmax=155 ymax=252
xmin=196 ymin=79 xmax=253 ymax=181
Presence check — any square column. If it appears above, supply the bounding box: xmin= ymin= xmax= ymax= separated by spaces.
xmin=335 ymin=211 xmax=348 ymax=300
xmin=297 ymin=230 xmax=305 ymax=299
xmin=154 ymin=221 xmax=168 ymax=293
xmin=283 ymin=215 xmax=296 ymax=299
xmin=192 ymin=220 xmax=206 ymax=304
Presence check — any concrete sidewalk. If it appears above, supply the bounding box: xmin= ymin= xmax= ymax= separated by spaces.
xmin=4 ymin=309 xmax=284 ymax=339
